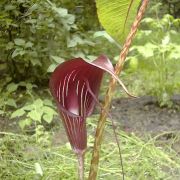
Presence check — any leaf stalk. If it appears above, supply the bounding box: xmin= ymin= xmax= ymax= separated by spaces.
xmin=88 ymin=0 xmax=149 ymax=179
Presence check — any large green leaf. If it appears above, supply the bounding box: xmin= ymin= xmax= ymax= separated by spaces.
xmin=96 ymin=0 xmax=142 ymax=44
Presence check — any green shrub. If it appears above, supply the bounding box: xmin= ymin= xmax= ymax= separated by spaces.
xmin=123 ymin=14 xmax=180 ymax=106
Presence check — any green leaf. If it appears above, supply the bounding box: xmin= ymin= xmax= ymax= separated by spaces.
xmin=162 ymin=34 xmax=170 ymax=46
xmin=128 ymin=57 xmax=138 ymax=70
xmin=28 ymin=110 xmax=42 ymax=122
xmin=6 ymin=99 xmax=17 ymax=108
xmin=169 ymin=45 xmax=180 ymax=60
xmin=43 ymin=99 xmax=53 ymax=106
xmin=23 ymin=104 xmax=34 ymax=111
xmin=25 ymin=19 xmax=37 ymax=24
xmin=43 ymin=114 xmax=53 ymax=123
xmin=51 ymin=56 xmax=64 ymax=64
xmin=28 ymin=4 xmax=39 ymax=14
xmin=25 ymin=41 xmax=33 ymax=48
xmin=47 ymin=64 xmax=57 ymax=72
xmin=14 ymin=38 xmax=25 ymax=46
xmin=6 ymin=83 xmax=18 ymax=93
xmin=132 ymin=43 xmax=157 ymax=58
xmin=66 ymin=14 xmax=75 ymax=25
xmin=94 ymin=31 xmax=117 ymax=44
xmin=26 ymin=83 xmax=37 ymax=90
xmin=0 ymin=110 xmax=4 ymax=115
xmin=54 ymin=7 xmax=68 ymax=17
xmin=34 ymin=99 xmax=43 ymax=108
xmin=5 ymin=5 xmax=16 ymax=11
xmin=11 ymin=109 xmax=25 ymax=119
xmin=6 ymin=42 xmax=14 ymax=50
xmin=30 ymin=58 xmax=41 ymax=66
xmin=96 ymin=0 xmax=141 ymax=44
xmin=67 ymin=35 xmax=84 ymax=48
xmin=42 ymin=106 xmax=57 ymax=115
xmin=12 ymin=48 xmax=25 ymax=58
xmin=19 ymin=119 xmax=32 ymax=129
xmin=12 ymin=49 xmax=19 ymax=58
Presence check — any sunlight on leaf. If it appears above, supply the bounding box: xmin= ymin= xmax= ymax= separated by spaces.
xmin=14 ymin=38 xmax=25 ymax=46
xmin=47 ymin=64 xmax=58 ymax=73
xmin=6 ymin=83 xmax=18 ymax=93
xmin=43 ymin=114 xmax=53 ymax=123
xmin=51 ymin=56 xmax=64 ymax=64
xmin=96 ymin=0 xmax=141 ymax=44
xmin=6 ymin=99 xmax=17 ymax=108
xmin=28 ymin=110 xmax=42 ymax=122
xmin=11 ymin=109 xmax=25 ymax=119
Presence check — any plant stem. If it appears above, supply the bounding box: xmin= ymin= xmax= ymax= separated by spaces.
xmin=77 ymin=152 xmax=85 ymax=180
xmin=88 ymin=0 xmax=149 ymax=179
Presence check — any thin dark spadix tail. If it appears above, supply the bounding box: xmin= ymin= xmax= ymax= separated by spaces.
xmin=85 ymin=79 xmax=125 ymax=179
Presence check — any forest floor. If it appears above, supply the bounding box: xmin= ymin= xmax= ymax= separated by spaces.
xmin=112 ymin=95 xmax=180 ymax=134
xmin=111 ymin=95 xmax=180 ymax=155
xmin=0 ymin=95 xmax=180 ymax=179
xmin=1 ymin=95 xmax=180 ymax=152
xmin=53 ymin=95 xmax=180 ymax=148
xmin=1 ymin=95 xmax=180 ymax=133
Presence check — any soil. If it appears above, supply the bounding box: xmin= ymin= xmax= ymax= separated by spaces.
xmin=110 ymin=95 xmax=180 ymax=153
xmin=111 ymin=95 xmax=180 ymax=134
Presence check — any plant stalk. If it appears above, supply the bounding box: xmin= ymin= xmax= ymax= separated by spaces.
xmin=77 ymin=152 xmax=85 ymax=180
xmin=88 ymin=0 xmax=149 ymax=179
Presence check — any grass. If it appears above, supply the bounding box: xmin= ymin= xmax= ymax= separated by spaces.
xmin=0 ymin=116 xmax=180 ymax=180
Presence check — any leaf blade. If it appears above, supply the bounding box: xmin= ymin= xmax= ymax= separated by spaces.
xmin=96 ymin=0 xmax=141 ymax=44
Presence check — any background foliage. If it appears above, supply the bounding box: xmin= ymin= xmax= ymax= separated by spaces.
xmin=0 ymin=1 xmax=180 ymax=178
xmin=0 ymin=0 xmax=179 ymax=130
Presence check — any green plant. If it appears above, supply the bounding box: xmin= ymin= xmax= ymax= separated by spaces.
xmin=10 ymin=98 xmax=57 ymax=130
xmin=124 ymin=14 xmax=180 ymax=106
xmin=0 ymin=0 xmax=99 ymax=83
xmin=0 ymin=78 xmax=57 ymax=131
xmin=0 ymin=82 xmax=18 ymax=115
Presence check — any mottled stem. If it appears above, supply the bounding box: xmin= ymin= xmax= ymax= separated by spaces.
xmin=88 ymin=0 xmax=149 ymax=179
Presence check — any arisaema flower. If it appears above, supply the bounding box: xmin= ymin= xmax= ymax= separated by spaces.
xmin=49 ymin=55 xmax=132 ymax=154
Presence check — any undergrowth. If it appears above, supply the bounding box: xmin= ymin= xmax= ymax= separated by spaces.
xmin=0 ymin=116 xmax=180 ymax=180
